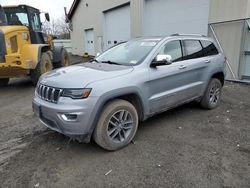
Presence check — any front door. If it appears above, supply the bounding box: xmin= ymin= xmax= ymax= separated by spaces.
xmin=85 ymin=29 xmax=95 ymax=56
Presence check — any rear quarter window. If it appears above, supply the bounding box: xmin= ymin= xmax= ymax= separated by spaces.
xmin=200 ymin=40 xmax=219 ymax=56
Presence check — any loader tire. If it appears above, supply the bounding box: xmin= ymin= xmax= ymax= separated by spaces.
xmin=54 ymin=49 xmax=70 ymax=68
xmin=0 ymin=78 xmax=9 ymax=87
xmin=31 ymin=52 xmax=52 ymax=85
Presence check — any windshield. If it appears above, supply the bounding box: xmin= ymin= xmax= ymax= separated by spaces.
xmin=3 ymin=6 xmax=42 ymax=31
xmin=96 ymin=40 xmax=158 ymax=65
xmin=4 ymin=7 xmax=29 ymax=26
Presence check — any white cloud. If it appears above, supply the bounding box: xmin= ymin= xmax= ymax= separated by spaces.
xmin=0 ymin=0 xmax=74 ymax=20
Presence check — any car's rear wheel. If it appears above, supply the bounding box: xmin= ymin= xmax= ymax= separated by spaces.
xmin=93 ymin=99 xmax=139 ymax=151
xmin=200 ymin=78 xmax=222 ymax=109
xmin=0 ymin=78 xmax=9 ymax=87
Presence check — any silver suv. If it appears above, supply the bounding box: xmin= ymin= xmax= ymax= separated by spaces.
xmin=33 ymin=35 xmax=226 ymax=150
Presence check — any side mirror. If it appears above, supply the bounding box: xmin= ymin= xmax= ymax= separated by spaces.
xmin=45 ymin=13 xmax=50 ymax=22
xmin=151 ymin=54 xmax=172 ymax=67
xmin=96 ymin=52 xmax=100 ymax=57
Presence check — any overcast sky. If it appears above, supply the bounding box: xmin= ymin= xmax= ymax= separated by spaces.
xmin=0 ymin=0 xmax=74 ymax=20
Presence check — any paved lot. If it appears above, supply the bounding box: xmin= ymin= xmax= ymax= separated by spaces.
xmin=0 ymin=76 xmax=250 ymax=187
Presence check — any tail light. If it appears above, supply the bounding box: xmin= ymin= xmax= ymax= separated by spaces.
xmin=224 ymin=57 xmax=228 ymax=64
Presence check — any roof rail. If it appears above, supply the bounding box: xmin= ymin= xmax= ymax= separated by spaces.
xmin=171 ymin=33 xmax=206 ymax=37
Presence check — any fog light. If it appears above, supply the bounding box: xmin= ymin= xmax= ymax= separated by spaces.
xmin=61 ymin=113 xmax=78 ymax=121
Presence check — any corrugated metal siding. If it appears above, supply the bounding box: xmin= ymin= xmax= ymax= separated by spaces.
xmin=209 ymin=21 xmax=245 ymax=80
xmin=209 ymin=0 xmax=249 ymax=23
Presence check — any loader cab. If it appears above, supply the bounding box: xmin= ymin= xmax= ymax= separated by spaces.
xmin=3 ymin=5 xmax=50 ymax=44
xmin=0 ymin=5 xmax=7 ymax=26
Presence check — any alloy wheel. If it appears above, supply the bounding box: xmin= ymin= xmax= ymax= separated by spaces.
xmin=209 ymin=82 xmax=221 ymax=105
xmin=107 ymin=110 xmax=134 ymax=143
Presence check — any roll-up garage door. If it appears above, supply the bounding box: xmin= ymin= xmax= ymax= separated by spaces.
xmin=143 ymin=0 xmax=210 ymax=36
xmin=104 ymin=4 xmax=130 ymax=50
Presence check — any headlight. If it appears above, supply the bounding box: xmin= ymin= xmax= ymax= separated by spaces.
xmin=62 ymin=88 xmax=92 ymax=99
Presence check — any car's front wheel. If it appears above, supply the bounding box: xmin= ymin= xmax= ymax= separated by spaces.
xmin=93 ymin=99 xmax=139 ymax=151
xmin=200 ymin=78 xmax=222 ymax=109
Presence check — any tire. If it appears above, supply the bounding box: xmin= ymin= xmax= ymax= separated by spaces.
xmin=31 ymin=52 xmax=53 ymax=85
xmin=0 ymin=78 xmax=9 ymax=87
xmin=55 ymin=49 xmax=70 ymax=68
xmin=200 ymin=78 xmax=222 ymax=109
xmin=93 ymin=99 xmax=139 ymax=151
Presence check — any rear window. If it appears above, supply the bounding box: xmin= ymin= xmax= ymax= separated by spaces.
xmin=200 ymin=40 xmax=219 ymax=56
xmin=182 ymin=40 xmax=203 ymax=60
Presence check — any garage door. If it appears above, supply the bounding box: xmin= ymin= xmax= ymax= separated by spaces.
xmin=143 ymin=0 xmax=210 ymax=36
xmin=85 ymin=29 xmax=95 ymax=56
xmin=104 ymin=5 xmax=130 ymax=50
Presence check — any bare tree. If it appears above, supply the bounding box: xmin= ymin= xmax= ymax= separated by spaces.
xmin=42 ymin=15 xmax=70 ymax=39
xmin=41 ymin=21 xmax=52 ymax=35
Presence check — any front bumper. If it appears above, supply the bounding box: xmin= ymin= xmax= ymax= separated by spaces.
xmin=32 ymin=95 xmax=99 ymax=142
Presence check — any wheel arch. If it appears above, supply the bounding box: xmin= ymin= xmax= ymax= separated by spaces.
xmin=211 ymin=72 xmax=225 ymax=86
xmin=102 ymin=93 xmax=145 ymax=122
xmin=87 ymin=91 xmax=146 ymax=142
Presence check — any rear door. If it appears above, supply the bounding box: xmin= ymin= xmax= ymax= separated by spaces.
xmin=181 ymin=39 xmax=211 ymax=97
xmin=147 ymin=39 xmax=209 ymax=114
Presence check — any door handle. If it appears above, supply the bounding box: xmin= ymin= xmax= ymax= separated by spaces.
xmin=205 ymin=59 xmax=211 ymax=63
xmin=179 ymin=65 xmax=187 ymax=69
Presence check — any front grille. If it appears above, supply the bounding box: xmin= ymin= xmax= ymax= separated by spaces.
xmin=36 ymin=84 xmax=62 ymax=103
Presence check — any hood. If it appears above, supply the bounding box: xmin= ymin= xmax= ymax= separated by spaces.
xmin=0 ymin=26 xmax=28 ymax=34
xmin=39 ymin=62 xmax=134 ymax=88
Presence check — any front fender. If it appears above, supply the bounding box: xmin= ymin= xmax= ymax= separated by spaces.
xmin=96 ymin=87 xmax=148 ymax=116
xmin=21 ymin=44 xmax=50 ymax=69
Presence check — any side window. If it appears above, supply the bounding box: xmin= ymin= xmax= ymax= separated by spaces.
xmin=29 ymin=11 xmax=41 ymax=31
xmin=16 ymin=13 xmax=29 ymax=26
xmin=200 ymin=40 xmax=219 ymax=56
xmin=183 ymin=40 xmax=203 ymax=60
xmin=159 ymin=40 xmax=182 ymax=62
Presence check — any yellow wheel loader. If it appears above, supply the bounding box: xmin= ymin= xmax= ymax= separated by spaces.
xmin=0 ymin=5 xmax=70 ymax=86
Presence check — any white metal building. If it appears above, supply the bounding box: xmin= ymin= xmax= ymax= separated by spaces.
xmin=68 ymin=0 xmax=250 ymax=81
xmin=209 ymin=0 xmax=250 ymax=81
xmin=68 ymin=0 xmax=210 ymax=55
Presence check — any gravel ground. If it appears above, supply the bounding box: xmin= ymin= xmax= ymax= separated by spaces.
xmin=0 ymin=73 xmax=250 ymax=187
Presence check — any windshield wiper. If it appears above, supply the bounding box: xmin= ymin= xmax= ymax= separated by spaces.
xmin=101 ymin=60 xmax=121 ymax=65
xmin=91 ymin=59 xmax=100 ymax=63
